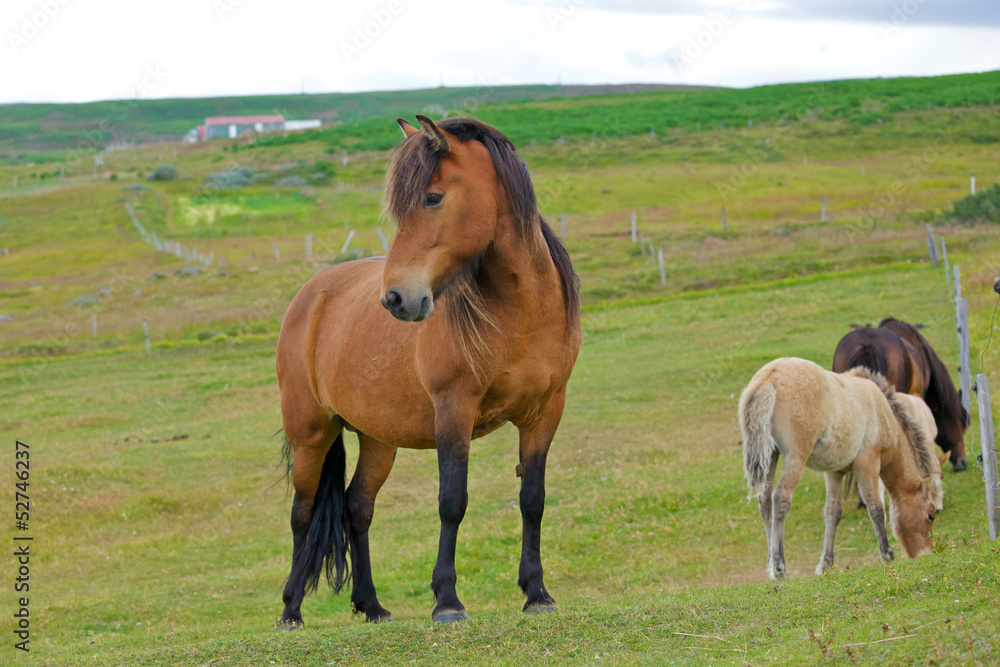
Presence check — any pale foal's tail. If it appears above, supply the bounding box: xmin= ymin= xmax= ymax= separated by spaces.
xmin=739 ymin=379 xmax=778 ymax=501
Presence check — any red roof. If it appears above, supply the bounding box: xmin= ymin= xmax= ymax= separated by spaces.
xmin=205 ymin=115 xmax=285 ymax=125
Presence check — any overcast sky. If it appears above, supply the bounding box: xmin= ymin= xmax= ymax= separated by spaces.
xmin=3 ymin=0 xmax=1000 ymax=104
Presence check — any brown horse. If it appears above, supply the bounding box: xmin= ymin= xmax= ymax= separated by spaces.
xmin=275 ymin=115 xmax=581 ymax=627
xmin=832 ymin=317 xmax=968 ymax=471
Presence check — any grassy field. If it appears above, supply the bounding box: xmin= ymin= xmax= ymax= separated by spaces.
xmin=2 ymin=73 xmax=1000 ymax=665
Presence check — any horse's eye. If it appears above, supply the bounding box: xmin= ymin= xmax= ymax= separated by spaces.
xmin=424 ymin=192 xmax=444 ymax=207
xmin=927 ymin=513 xmax=935 ymax=523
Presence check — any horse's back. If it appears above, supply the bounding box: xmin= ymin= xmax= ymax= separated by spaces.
xmin=750 ymin=358 xmax=883 ymax=470
xmin=748 ymin=358 xmax=832 ymax=454
xmin=832 ymin=327 xmax=912 ymax=392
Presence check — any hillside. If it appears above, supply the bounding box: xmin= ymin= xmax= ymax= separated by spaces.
xmin=0 ymin=83 xmax=708 ymax=162
xmin=0 ymin=71 xmax=998 ymax=665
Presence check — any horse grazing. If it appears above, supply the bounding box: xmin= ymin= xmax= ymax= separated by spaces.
xmin=832 ymin=317 xmax=968 ymax=471
xmin=275 ymin=115 xmax=581 ymax=627
xmin=740 ymin=358 xmax=940 ymax=580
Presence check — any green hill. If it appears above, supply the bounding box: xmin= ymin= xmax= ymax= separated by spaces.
xmin=0 ymin=83 xmax=707 ymax=162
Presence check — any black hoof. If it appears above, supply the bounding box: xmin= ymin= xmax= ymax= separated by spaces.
xmin=432 ymin=609 xmax=469 ymax=623
xmin=367 ymin=613 xmax=394 ymax=623
xmin=524 ymin=602 xmax=557 ymax=615
xmin=276 ymin=619 xmax=303 ymax=631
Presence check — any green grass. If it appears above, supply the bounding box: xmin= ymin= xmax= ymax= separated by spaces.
xmin=2 ymin=74 xmax=1000 ymax=665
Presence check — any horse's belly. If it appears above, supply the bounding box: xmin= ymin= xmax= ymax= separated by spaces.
xmin=805 ymin=435 xmax=862 ymax=472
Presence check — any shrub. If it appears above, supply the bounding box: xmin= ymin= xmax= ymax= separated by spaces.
xmin=206 ymin=166 xmax=254 ymax=189
xmin=274 ymin=176 xmax=308 ymax=188
xmin=948 ymin=183 xmax=1000 ymax=224
xmin=149 ymin=164 xmax=178 ymax=181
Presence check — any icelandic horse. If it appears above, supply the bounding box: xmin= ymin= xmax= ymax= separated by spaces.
xmin=275 ymin=115 xmax=581 ymax=626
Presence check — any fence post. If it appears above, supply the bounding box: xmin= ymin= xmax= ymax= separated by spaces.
xmin=971 ymin=175 xmax=976 ymax=195
xmin=975 ymin=374 xmax=999 ymax=540
xmin=821 ymin=195 xmax=827 ymax=222
xmin=92 ymin=313 xmax=97 ymax=339
xmin=305 ymin=233 xmax=313 ymax=259
xmin=631 ymin=212 xmax=637 ymax=243
xmin=273 ymin=244 xmax=280 ymax=260
xmin=340 ymin=230 xmax=355 ymax=255
xmin=376 ymin=228 xmax=389 ymax=253
xmin=721 ymin=205 xmax=727 ymax=232
xmin=143 ymin=318 xmax=150 ymax=354
xmin=941 ymin=236 xmax=950 ymax=285
xmin=956 ymin=297 xmax=971 ymax=422
xmin=925 ymin=225 xmax=939 ymax=264
xmin=657 ymin=249 xmax=666 ymax=286
xmin=560 ymin=212 xmax=566 ymax=237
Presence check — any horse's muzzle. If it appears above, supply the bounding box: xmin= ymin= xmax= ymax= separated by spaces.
xmin=381 ymin=288 xmax=434 ymax=322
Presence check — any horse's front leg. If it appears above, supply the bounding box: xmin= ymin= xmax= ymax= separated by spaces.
xmin=430 ymin=402 xmax=475 ymax=622
xmin=516 ymin=390 xmax=567 ymax=614
xmin=856 ymin=468 xmax=894 ymax=562
xmin=816 ymin=470 xmax=845 ymax=575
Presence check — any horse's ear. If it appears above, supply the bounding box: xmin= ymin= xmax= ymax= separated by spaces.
xmin=396 ymin=117 xmax=418 ymax=137
xmin=415 ymin=114 xmax=451 ymax=155
xmin=937 ymin=452 xmax=949 ymax=466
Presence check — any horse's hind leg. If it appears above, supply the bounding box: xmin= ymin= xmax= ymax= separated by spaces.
xmin=516 ymin=392 xmax=567 ymax=614
xmin=757 ymin=451 xmax=779 ymax=576
xmin=856 ymin=468 xmax=894 ymax=562
xmin=346 ymin=433 xmax=396 ymax=622
xmin=769 ymin=454 xmax=805 ymax=580
xmin=816 ymin=470 xmax=845 ymax=575
xmin=280 ymin=419 xmax=338 ymax=628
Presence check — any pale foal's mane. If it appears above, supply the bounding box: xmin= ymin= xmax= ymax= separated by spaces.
xmin=845 ymin=366 xmax=935 ymax=480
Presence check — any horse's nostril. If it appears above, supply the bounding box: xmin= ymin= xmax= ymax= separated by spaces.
xmin=385 ymin=290 xmax=403 ymax=310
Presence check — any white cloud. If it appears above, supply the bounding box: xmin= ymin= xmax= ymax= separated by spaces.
xmin=0 ymin=0 xmax=998 ymax=103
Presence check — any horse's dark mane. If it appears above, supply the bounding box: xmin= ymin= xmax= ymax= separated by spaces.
xmin=878 ymin=317 xmax=967 ymax=429
xmin=844 ymin=335 xmax=889 ymax=377
xmin=383 ymin=117 xmax=580 ymax=341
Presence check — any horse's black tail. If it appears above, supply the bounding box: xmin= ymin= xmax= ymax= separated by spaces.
xmin=847 ymin=343 xmax=888 ymax=378
xmin=288 ymin=433 xmax=352 ymax=596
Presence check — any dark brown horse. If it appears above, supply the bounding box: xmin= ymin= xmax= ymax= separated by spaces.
xmin=832 ymin=317 xmax=968 ymax=471
xmin=275 ymin=115 xmax=581 ymax=627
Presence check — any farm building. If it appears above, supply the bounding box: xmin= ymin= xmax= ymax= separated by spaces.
xmin=202 ymin=115 xmax=286 ymax=140
xmin=186 ymin=115 xmax=322 ymax=141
